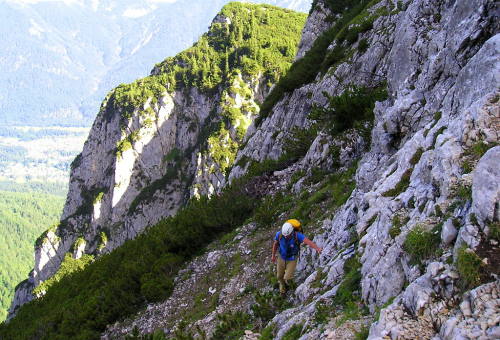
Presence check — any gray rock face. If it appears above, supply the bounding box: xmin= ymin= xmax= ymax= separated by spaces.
xmin=473 ymin=147 xmax=500 ymax=225
xmin=294 ymin=2 xmax=331 ymax=61
xmin=441 ymin=218 xmax=458 ymax=245
xmin=226 ymin=0 xmax=500 ymax=339
xmin=6 ymin=274 xmax=34 ymax=321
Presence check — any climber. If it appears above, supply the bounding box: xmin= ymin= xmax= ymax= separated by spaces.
xmin=271 ymin=221 xmax=322 ymax=297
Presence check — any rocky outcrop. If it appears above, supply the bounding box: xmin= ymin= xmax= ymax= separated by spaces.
xmin=8 ymin=74 xmax=266 ymax=312
xmin=243 ymin=0 xmax=500 ymax=338
xmin=294 ymin=1 xmax=331 ymax=61
xmin=6 ymin=274 xmax=34 ymax=321
xmin=473 ymin=147 xmax=500 ymax=226
xmin=369 ymin=275 xmax=500 ymax=340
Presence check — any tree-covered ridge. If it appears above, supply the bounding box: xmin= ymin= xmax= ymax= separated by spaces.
xmin=0 ymin=188 xmax=65 ymax=322
xmin=153 ymin=2 xmax=307 ymax=92
xmin=99 ymin=2 xmax=307 ymax=124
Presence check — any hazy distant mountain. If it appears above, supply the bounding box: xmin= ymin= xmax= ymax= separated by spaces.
xmin=0 ymin=0 xmax=311 ymax=126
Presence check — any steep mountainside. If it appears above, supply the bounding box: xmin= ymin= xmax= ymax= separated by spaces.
xmin=3 ymin=0 xmax=500 ymax=339
xmin=6 ymin=1 xmax=307 ymax=325
xmin=106 ymin=0 xmax=500 ymax=338
xmin=102 ymin=0 xmax=500 ymax=337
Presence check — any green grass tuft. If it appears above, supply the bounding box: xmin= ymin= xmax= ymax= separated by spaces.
xmin=456 ymin=246 xmax=485 ymax=290
xmin=382 ymin=168 xmax=413 ymax=197
xmin=404 ymin=225 xmax=440 ymax=265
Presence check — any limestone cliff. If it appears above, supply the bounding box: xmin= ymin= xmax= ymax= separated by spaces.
xmin=10 ymin=66 xmax=263 ymax=316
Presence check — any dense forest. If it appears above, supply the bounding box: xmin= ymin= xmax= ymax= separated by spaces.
xmin=0 ymin=181 xmax=68 ymax=197
xmin=0 ymin=182 xmax=66 ymax=322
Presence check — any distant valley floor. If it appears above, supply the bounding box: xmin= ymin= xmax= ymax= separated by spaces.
xmin=0 ymin=126 xmax=89 ymax=183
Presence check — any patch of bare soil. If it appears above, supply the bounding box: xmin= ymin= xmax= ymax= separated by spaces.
xmin=476 ymin=235 xmax=500 ymax=284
